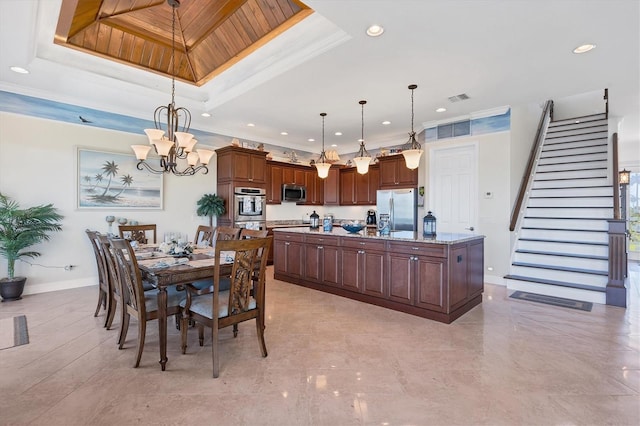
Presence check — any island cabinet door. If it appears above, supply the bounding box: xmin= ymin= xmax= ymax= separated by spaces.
xmin=341 ymin=247 xmax=361 ymax=292
xmin=361 ymin=250 xmax=386 ymax=297
xmin=387 ymin=253 xmax=413 ymax=305
xmin=322 ymin=245 xmax=341 ymax=287
xmin=414 ymin=257 xmax=447 ymax=312
xmin=304 ymin=244 xmax=322 ymax=283
xmin=274 ymin=234 xmax=304 ymax=279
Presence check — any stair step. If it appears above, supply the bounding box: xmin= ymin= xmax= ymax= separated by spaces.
xmin=517 ymin=239 xmax=609 ymax=257
xmin=532 ymin=178 xmax=610 ymax=189
xmin=523 ymin=207 xmax=612 ymax=218
xmin=549 ymin=113 xmax=607 ymax=127
xmin=547 ymin=118 xmax=608 ymax=132
xmin=544 ymin=132 xmax=609 ymax=144
xmin=512 ymin=261 xmax=607 ymax=276
xmin=529 ymin=186 xmax=612 ymax=197
xmin=521 ymin=217 xmax=609 ymax=231
xmin=528 ymin=197 xmax=612 ymax=207
xmin=519 ymin=228 xmax=609 ymax=243
xmin=537 ymin=157 xmax=607 ymax=168
xmin=535 ymin=174 xmax=608 ymax=182
xmin=505 ymin=277 xmax=606 ymax=305
xmin=539 ymin=150 xmax=608 ymax=162
xmin=515 ymin=249 xmax=607 ymax=261
xmin=546 ymin=124 xmax=608 ymax=138
xmin=518 ymin=237 xmax=608 ymax=246
xmin=513 ymin=251 xmax=608 ymax=270
xmin=510 ymin=264 xmax=608 ymax=287
xmin=504 ymin=274 xmax=606 ymax=292
xmin=542 ymin=139 xmax=607 ymax=151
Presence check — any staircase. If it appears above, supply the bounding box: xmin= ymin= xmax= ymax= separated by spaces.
xmin=505 ymin=112 xmax=612 ymax=304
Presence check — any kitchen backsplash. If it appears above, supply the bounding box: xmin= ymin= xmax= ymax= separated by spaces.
xmin=265 ymin=204 xmax=374 ymax=222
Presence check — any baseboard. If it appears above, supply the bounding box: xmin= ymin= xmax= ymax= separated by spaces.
xmin=23 ymin=277 xmax=96 ymax=295
xmin=484 ymin=274 xmax=505 ymax=286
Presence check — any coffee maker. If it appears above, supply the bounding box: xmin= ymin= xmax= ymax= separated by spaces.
xmin=366 ymin=209 xmax=377 ymax=225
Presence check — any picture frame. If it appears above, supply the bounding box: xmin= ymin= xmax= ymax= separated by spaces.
xmin=76 ymin=147 xmax=163 ymax=209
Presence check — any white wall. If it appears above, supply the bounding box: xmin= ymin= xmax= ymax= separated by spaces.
xmin=0 ymin=113 xmax=216 ymax=295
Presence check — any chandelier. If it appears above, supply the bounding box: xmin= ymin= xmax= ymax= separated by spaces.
xmin=315 ymin=113 xmax=331 ymax=179
xmin=401 ymin=84 xmax=423 ymax=170
xmin=353 ymin=100 xmax=372 ymax=174
xmin=130 ymin=0 xmax=214 ymax=176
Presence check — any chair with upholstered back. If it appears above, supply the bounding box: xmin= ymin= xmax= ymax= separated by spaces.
xmin=86 ymin=229 xmax=113 ymax=327
xmin=194 ymin=225 xmax=215 ymax=246
xmin=180 ymin=236 xmax=272 ymax=377
xmin=118 ymin=224 xmax=157 ymax=244
xmin=109 ymin=238 xmax=184 ymax=367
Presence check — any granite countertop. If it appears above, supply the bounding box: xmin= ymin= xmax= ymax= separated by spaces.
xmin=266 ymin=219 xmax=351 ymax=228
xmin=272 ymin=226 xmax=484 ymax=245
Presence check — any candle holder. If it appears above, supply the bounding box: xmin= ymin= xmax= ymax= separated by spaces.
xmin=105 ymin=215 xmax=115 ymax=236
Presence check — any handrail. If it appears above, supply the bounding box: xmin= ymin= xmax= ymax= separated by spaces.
xmin=509 ymin=100 xmax=554 ymax=231
xmin=612 ymin=132 xmax=620 ymax=219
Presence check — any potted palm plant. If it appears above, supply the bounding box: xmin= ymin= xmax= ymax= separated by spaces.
xmin=196 ymin=193 xmax=225 ymax=227
xmin=0 ymin=193 xmax=63 ymax=301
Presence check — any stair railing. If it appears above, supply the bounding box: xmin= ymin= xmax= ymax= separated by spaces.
xmin=509 ymin=100 xmax=554 ymax=231
xmin=612 ymin=132 xmax=620 ymax=219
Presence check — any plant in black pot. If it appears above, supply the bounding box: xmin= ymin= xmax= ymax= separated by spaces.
xmin=196 ymin=193 xmax=225 ymax=227
xmin=0 ymin=193 xmax=63 ymax=301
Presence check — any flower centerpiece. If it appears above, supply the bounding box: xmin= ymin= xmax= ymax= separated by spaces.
xmin=159 ymin=239 xmax=193 ymax=257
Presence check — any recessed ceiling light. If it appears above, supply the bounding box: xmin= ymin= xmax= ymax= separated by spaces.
xmin=201 ymin=112 xmax=211 ymax=117
xmin=331 ymin=144 xmax=337 ymax=147
xmin=280 ymin=131 xmax=288 ymax=136
xmin=436 ymin=107 xmax=447 ymax=113
xmin=335 ymin=132 xmax=342 ymax=136
xmin=573 ymin=44 xmax=596 ymax=54
xmin=10 ymin=66 xmax=29 ymax=74
xmin=382 ymin=120 xmax=391 ymax=125
xmin=366 ymin=25 xmax=384 ymax=37
xmin=308 ymin=138 xmax=315 ymax=142
xmin=247 ymin=123 xmax=255 ymax=127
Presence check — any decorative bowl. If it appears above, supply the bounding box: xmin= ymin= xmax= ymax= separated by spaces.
xmin=341 ymin=222 xmax=365 ymax=234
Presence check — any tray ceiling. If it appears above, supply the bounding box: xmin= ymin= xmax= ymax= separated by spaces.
xmin=54 ymin=0 xmax=312 ymax=86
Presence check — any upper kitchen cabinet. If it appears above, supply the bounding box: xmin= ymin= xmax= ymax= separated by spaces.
xmin=282 ymin=166 xmax=306 ymax=186
xmin=378 ymin=155 xmax=418 ymax=189
xmin=340 ymin=164 xmax=378 ymax=205
xmin=266 ymin=161 xmax=283 ymax=204
xmin=216 ymin=146 xmax=267 ymax=185
xmin=323 ymin=165 xmax=341 ymax=206
xmin=304 ymin=169 xmax=324 ymax=205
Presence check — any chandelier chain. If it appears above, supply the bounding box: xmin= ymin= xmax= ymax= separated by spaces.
xmin=171 ymin=4 xmax=176 ymax=107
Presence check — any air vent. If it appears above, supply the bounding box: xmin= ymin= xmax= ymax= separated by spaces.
xmin=448 ymin=93 xmax=470 ymax=103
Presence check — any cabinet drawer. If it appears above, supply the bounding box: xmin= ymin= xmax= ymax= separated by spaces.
xmin=342 ymin=237 xmax=386 ymax=251
xmin=387 ymin=241 xmax=447 ymax=258
xmin=274 ymin=232 xmax=304 ymax=243
xmin=305 ymin=234 xmax=340 ymax=246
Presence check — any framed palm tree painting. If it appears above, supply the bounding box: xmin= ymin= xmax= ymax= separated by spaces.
xmin=76 ymin=147 xmax=163 ymax=209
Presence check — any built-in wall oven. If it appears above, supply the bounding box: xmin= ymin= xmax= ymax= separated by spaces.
xmin=233 ymin=187 xmax=266 ymax=230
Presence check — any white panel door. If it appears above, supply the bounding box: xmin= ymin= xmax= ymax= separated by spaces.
xmin=429 ymin=144 xmax=478 ymax=233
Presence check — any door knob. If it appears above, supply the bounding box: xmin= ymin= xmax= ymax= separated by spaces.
xmin=465 ymin=226 xmax=475 ymax=231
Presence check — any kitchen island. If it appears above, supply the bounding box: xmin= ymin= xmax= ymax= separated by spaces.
xmin=273 ymin=227 xmax=484 ymax=323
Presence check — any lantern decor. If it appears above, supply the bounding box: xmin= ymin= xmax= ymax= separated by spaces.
xmin=423 ymin=211 xmax=436 ymax=238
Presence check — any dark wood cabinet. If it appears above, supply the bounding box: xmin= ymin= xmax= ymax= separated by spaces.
xmin=304 ymin=170 xmax=324 ymax=205
xmin=273 ymin=230 xmax=484 ymax=324
xmin=339 ymin=165 xmax=378 ymax=205
xmin=323 ymin=166 xmax=340 ymax=206
xmin=266 ymin=162 xmax=283 ymax=204
xmin=378 ymin=155 xmax=417 ymax=188
xmin=216 ymin=146 xmax=267 ymax=184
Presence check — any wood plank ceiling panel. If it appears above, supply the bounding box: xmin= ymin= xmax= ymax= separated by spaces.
xmin=55 ymin=0 xmax=312 ymax=86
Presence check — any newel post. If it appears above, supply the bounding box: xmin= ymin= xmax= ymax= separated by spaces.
xmin=606 ymin=219 xmax=627 ymax=307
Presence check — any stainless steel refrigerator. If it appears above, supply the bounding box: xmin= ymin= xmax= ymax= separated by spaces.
xmin=376 ymin=188 xmax=418 ymax=232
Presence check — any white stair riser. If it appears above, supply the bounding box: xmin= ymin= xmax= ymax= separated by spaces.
xmin=536 ymin=169 xmax=607 ymax=180
xmin=510 ymin=265 xmax=608 ymax=287
xmin=529 ymin=186 xmax=612 ymax=197
xmin=549 ymin=114 xmax=607 ymax=127
xmin=532 ymin=178 xmax=609 ymax=189
xmin=517 ymin=240 xmax=608 ymax=257
xmin=514 ymin=252 xmax=608 ymax=271
xmin=525 ymin=207 xmax=612 ymax=218
xmin=547 ymin=120 xmax=608 ymax=132
xmin=545 ymin=132 xmax=609 ymax=144
xmin=505 ymin=279 xmax=606 ymax=305
xmin=542 ymin=139 xmax=607 ymax=152
xmin=538 ymin=152 xmax=608 ymax=164
xmin=546 ymin=125 xmax=608 ymax=138
xmin=519 ymin=228 xmax=608 ymax=242
xmin=528 ymin=197 xmax=613 ymax=207
xmin=522 ymin=217 xmax=609 ymax=230
xmin=541 ymin=145 xmax=608 ymax=157
xmin=537 ymin=160 xmax=607 ymax=173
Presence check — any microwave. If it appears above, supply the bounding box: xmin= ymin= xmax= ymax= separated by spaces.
xmin=282 ymin=184 xmax=306 ymax=202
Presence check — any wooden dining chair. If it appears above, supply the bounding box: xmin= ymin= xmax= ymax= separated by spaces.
xmin=216 ymin=226 xmax=241 ymax=241
xmin=189 ymin=226 xmax=241 ymax=293
xmin=86 ymin=229 xmax=113 ymax=327
xmin=194 ymin=225 xmax=215 ymax=246
xmin=180 ymin=236 xmax=272 ymax=377
xmin=239 ymin=228 xmax=268 ymax=239
xmin=118 ymin=224 xmax=157 ymax=244
xmin=109 ymin=238 xmax=185 ymax=367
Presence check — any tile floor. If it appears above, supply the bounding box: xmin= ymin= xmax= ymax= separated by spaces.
xmin=1 ymin=266 xmax=639 ymax=425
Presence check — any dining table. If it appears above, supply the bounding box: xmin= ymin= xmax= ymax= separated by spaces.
xmin=135 ymin=246 xmax=234 ymax=371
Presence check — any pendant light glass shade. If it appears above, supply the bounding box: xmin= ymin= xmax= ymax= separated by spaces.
xmin=353 ymin=100 xmax=371 ymax=174
xmin=402 ymin=84 xmax=423 ymax=170
xmin=315 ymin=112 xmax=331 ymax=179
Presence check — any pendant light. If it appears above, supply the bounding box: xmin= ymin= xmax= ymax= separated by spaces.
xmin=315 ymin=113 xmax=331 ymax=179
xmin=353 ymin=100 xmax=372 ymax=174
xmin=401 ymin=84 xmax=423 ymax=170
